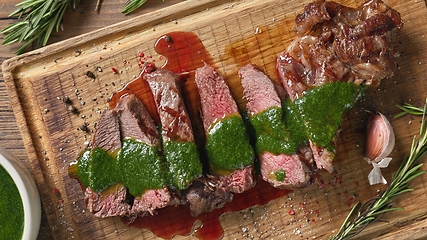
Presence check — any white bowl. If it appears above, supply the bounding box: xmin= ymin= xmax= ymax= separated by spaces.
xmin=0 ymin=147 xmax=41 ymax=240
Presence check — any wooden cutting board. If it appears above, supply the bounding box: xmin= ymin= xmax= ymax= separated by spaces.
xmin=3 ymin=0 xmax=427 ymax=239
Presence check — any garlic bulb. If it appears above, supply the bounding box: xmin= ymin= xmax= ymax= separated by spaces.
xmin=364 ymin=112 xmax=395 ymax=185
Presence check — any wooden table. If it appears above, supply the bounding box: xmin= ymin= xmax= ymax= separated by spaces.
xmin=3 ymin=0 xmax=427 ymax=239
xmin=0 ymin=1 xmax=181 ymax=238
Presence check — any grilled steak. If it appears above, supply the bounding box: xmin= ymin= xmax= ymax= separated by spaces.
xmin=92 ymin=109 xmax=121 ymax=153
xmin=277 ymin=0 xmax=402 ymax=173
xmin=84 ymin=184 xmax=131 ymax=218
xmin=145 ymin=70 xmax=203 ymax=190
xmin=114 ymin=94 xmax=171 ymax=217
xmin=183 ymin=178 xmax=232 ymax=217
xmin=145 ymin=69 xmax=232 ymax=216
xmin=240 ymin=64 xmax=312 ymax=188
xmin=115 ymin=94 xmax=159 ymax=145
xmin=195 ymin=63 xmax=255 ymax=193
xmin=83 ymin=110 xmax=132 ymax=218
xmin=76 ymin=0 xmax=403 ymax=222
xmin=278 ymin=0 xmax=403 ymax=100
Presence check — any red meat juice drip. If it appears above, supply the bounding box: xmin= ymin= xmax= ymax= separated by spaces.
xmin=154 ymin=31 xmax=213 ymax=73
xmin=127 ymin=179 xmax=290 ymax=239
xmin=108 ymin=63 xmax=160 ymax=124
xmin=111 ymin=31 xmax=292 ymax=239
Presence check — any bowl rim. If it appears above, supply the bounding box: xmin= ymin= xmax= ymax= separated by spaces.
xmin=0 ymin=147 xmax=41 ymax=240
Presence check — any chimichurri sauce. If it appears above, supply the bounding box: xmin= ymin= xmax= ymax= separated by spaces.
xmin=77 ymin=139 xmax=167 ymax=196
xmin=163 ymin=141 xmax=202 ymax=190
xmin=90 ymin=148 xmax=116 ymax=192
xmin=292 ymin=82 xmax=365 ymax=149
xmin=249 ymin=106 xmax=297 ymax=155
xmin=0 ymin=164 xmax=24 ymax=239
xmin=117 ymin=139 xmax=166 ymax=196
xmin=248 ymin=82 xmax=365 ymax=155
xmin=205 ymin=114 xmax=255 ymax=174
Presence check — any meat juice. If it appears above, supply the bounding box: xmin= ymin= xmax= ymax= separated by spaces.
xmin=128 ymin=179 xmax=290 ymax=239
xmin=110 ymin=32 xmax=291 ymax=239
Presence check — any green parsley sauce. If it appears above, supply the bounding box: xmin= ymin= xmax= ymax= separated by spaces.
xmin=0 ymin=164 xmax=24 ymax=239
xmin=205 ymin=114 xmax=255 ymax=174
xmin=117 ymin=139 xmax=166 ymax=196
xmin=163 ymin=141 xmax=202 ymax=190
xmin=275 ymin=169 xmax=286 ymax=182
xmin=91 ymin=148 xmax=116 ymax=192
xmin=248 ymin=82 xmax=365 ymax=155
xmin=292 ymin=82 xmax=365 ymax=149
xmin=77 ymin=139 xmax=167 ymax=196
xmin=249 ymin=107 xmax=297 ymax=155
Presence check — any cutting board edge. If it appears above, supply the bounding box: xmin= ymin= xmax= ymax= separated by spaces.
xmin=1 ymin=63 xmax=60 ymax=237
xmin=0 ymin=0 xmax=236 ymax=76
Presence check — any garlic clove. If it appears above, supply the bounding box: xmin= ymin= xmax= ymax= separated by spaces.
xmin=368 ymin=157 xmax=393 ymax=185
xmin=365 ymin=112 xmax=395 ymax=163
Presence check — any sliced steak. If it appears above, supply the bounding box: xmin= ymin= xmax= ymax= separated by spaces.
xmin=145 ymin=70 xmax=203 ymax=190
xmin=145 ymin=70 xmax=195 ymax=143
xmin=84 ymin=110 xmax=132 ymax=218
xmin=145 ymin=70 xmax=232 ymax=216
xmin=240 ymin=64 xmax=312 ymax=188
xmin=183 ymin=179 xmax=233 ymax=217
xmin=131 ymin=188 xmax=171 ymax=217
xmin=277 ymin=0 xmax=402 ymax=173
xmin=195 ymin=63 xmax=255 ymax=193
xmin=92 ymin=109 xmax=121 ymax=153
xmin=84 ymin=184 xmax=131 ymax=218
xmin=115 ymin=94 xmax=171 ymax=217
xmin=115 ymin=94 xmax=159 ymax=145
xmin=278 ymin=0 xmax=403 ymax=100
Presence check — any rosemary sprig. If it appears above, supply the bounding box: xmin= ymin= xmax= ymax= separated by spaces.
xmin=395 ymin=103 xmax=424 ymax=118
xmin=330 ymin=98 xmax=427 ymax=240
xmin=1 ymin=0 xmax=78 ymax=55
xmin=2 ymin=0 xmax=154 ymax=54
xmin=122 ymin=0 xmax=149 ymax=15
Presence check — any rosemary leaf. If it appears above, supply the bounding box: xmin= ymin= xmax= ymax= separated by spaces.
xmin=3 ymin=0 xmax=156 ymax=54
xmin=330 ymin=98 xmax=427 ymax=240
xmin=395 ymin=103 xmax=424 ymax=118
xmin=1 ymin=0 xmax=77 ymax=55
xmin=122 ymin=0 xmax=148 ymax=15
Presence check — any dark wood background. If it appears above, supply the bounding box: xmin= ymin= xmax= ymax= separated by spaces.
xmin=0 ymin=1 xmax=182 ymax=238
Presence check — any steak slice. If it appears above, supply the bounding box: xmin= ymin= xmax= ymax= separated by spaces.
xmin=183 ymin=178 xmax=232 ymax=217
xmin=145 ymin=70 xmax=203 ymax=191
xmin=278 ymin=0 xmax=403 ymax=100
xmin=84 ymin=184 xmax=130 ymax=218
xmin=195 ymin=63 xmax=255 ymax=193
xmin=145 ymin=69 xmax=232 ymax=216
xmin=92 ymin=109 xmax=121 ymax=153
xmin=114 ymin=94 xmax=171 ymax=217
xmin=83 ymin=110 xmax=132 ymax=218
xmin=277 ymin=0 xmax=402 ymax=173
xmin=115 ymin=94 xmax=159 ymax=146
xmin=240 ymin=64 xmax=312 ymax=188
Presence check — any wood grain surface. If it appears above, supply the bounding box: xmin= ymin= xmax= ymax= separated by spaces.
xmin=2 ymin=0 xmax=427 ymax=239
